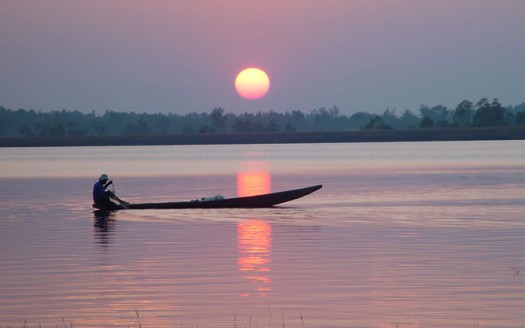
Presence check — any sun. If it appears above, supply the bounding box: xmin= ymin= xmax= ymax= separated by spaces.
xmin=235 ymin=67 xmax=270 ymax=100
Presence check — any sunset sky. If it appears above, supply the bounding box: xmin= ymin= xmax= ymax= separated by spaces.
xmin=1 ymin=0 xmax=524 ymax=115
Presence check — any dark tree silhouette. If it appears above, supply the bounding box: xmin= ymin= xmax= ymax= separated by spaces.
xmin=473 ymin=98 xmax=505 ymax=127
xmin=1 ymin=98 xmax=524 ymax=138
xmin=453 ymin=100 xmax=474 ymax=127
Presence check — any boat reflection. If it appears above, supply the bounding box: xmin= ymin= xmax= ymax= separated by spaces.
xmin=238 ymin=219 xmax=272 ymax=297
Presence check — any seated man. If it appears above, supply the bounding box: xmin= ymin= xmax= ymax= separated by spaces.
xmin=92 ymin=173 xmax=118 ymax=210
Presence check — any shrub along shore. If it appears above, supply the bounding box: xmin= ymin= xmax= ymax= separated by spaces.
xmin=1 ymin=126 xmax=524 ymax=147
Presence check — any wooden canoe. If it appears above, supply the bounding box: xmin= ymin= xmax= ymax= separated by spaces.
xmin=93 ymin=184 xmax=322 ymax=210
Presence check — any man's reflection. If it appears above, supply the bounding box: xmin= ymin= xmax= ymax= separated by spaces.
xmin=93 ymin=210 xmax=116 ymax=248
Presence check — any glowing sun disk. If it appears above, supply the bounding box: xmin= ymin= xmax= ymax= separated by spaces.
xmin=235 ymin=68 xmax=270 ymax=100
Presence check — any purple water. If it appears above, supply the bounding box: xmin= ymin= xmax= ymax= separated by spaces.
xmin=1 ymin=141 xmax=524 ymax=327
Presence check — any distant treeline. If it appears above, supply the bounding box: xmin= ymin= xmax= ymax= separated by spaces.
xmin=1 ymin=98 xmax=524 ymax=137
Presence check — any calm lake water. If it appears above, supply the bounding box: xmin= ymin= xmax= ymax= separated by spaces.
xmin=1 ymin=141 xmax=524 ymax=328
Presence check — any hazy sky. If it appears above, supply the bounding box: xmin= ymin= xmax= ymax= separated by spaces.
xmin=1 ymin=0 xmax=524 ymax=115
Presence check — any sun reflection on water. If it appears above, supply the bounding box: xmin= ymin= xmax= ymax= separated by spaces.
xmin=237 ymin=219 xmax=272 ymax=297
xmin=237 ymin=171 xmax=271 ymax=197
xmin=236 ymin=166 xmax=273 ymax=297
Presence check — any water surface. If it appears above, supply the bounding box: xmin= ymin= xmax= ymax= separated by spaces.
xmin=1 ymin=141 xmax=524 ymax=327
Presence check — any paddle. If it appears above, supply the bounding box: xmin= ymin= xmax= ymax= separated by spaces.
xmin=109 ymin=191 xmax=130 ymax=209
xmin=106 ymin=180 xmax=130 ymax=209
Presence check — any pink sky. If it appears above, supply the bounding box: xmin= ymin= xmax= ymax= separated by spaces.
xmin=1 ymin=0 xmax=524 ymax=114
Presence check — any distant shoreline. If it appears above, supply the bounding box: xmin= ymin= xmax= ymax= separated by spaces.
xmin=1 ymin=127 xmax=524 ymax=147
